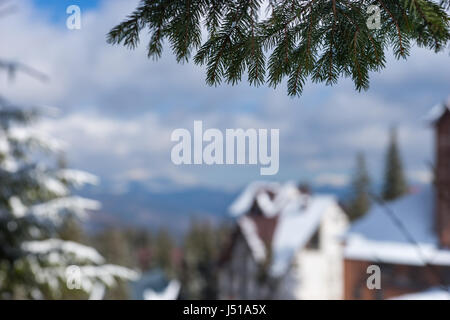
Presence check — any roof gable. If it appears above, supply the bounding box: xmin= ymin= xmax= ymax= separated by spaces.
xmin=228 ymin=181 xmax=338 ymax=277
xmin=426 ymin=99 xmax=450 ymax=124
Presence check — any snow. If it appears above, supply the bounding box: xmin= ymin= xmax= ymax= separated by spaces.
xmin=36 ymin=166 xmax=98 ymax=196
xmin=22 ymin=239 xmax=105 ymax=264
xmin=0 ymin=94 xmax=136 ymax=299
xmin=270 ymin=196 xmax=335 ymax=277
xmin=29 ymin=196 xmax=101 ymax=223
xmin=9 ymin=126 xmax=65 ymax=152
xmin=143 ymin=280 xmax=181 ymax=300
xmin=345 ymin=186 xmax=450 ymax=266
xmin=25 ymin=256 xmax=140 ymax=295
xmin=255 ymin=182 xmax=310 ymax=218
xmin=347 ymin=187 xmax=435 ymax=244
xmin=56 ymin=169 xmax=99 ymax=188
xmin=345 ymin=236 xmax=450 ymax=266
xmin=89 ymin=283 xmax=106 ymax=300
xmin=229 ymin=181 xmax=280 ymax=217
xmin=230 ymin=181 xmax=338 ymax=277
xmin=79 ymin=264 xmax=140 ymax=290
xmin=425 ymin=98 xmax=450 ymax=123
xmin=391 ymin=287 xmax=450 ymax=300
xmin=0 ymin=134 xmax=9 ymax=154
xmin=0 ymin=154 xmax=19 ymax=172
xmin=238 ymin=216 xmax=267 ymax=263
xmin=9 ymin=196 xmax=27 ymax=218
xmin=229 ymin=181 xmax=311 ymax=218
xmin=40 ymin=176 xmax=69 ymax=196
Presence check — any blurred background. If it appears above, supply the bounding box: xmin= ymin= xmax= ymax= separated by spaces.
xmin=0 ymin=0 xmax=449 ymax=300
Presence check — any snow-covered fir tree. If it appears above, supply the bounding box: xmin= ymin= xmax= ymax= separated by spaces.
xmin=0 ymin=61 xmax=139 ymax=299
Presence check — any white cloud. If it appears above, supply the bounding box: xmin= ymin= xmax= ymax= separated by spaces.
xmin=0 ymin=0 xmax=447 ymax=191
xmin=408 ymin=169 xmax=433 ymax=184
xmin=314 ymin=173 xmax=350 ymax=187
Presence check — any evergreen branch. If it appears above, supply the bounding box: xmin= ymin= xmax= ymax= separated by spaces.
xmin=411 ymin=0 xmax=444 ymax=51
xmin=108 ymin=0 xmax=450 ymax=97
xmin=377 ymin=0 xmax=406 ymax=57
xmin=329 ymin=0 xmax=337 ymax=84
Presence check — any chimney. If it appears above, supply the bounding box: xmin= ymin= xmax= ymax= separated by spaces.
xmin=435 ymin=100 xmax=450 ymax=248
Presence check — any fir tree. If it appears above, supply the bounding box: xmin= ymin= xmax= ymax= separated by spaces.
xmin=91 ymin=228 xmax=137 ymax=299
xmin=382 ymin=127 xmax=408 ymax=201
xmin=153 ymin=228 xmax=175 ymax=276
xmin=180 ymin=220 xmax=221 ymax=299
xmin=347 ymin=152 xmax=371 ymax=220
xmin=0 ymin=61 xmax=139 ymax=299
xmin=107 ymin=0 xmax=450 ymax=96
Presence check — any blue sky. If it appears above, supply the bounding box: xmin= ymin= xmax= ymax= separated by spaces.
xmin=1 ymin=0 xmax=449 ymax=192
xmin=31 ymin=0 xmax=100 ymax=23
xmin=33 ymin=0 xmax=99 ymax=11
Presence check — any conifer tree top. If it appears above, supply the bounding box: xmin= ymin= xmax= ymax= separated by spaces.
xmin=382 ymin=127 xmax=408 ymax=201
xmin=108 ymin=0 xmax=450 ymax=96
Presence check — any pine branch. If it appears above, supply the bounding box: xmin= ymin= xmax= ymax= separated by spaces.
xmin=378 ymin=0 xmax=406 ymax=57
xmin=108 ymin=0 xmax=450 ymax=97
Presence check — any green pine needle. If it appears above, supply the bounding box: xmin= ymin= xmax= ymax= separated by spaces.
xmin=107 ymin=0 xmax=450 ymax=97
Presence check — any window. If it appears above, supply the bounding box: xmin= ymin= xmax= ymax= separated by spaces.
xmin=306 ymin=229 xmax=320 ymax=250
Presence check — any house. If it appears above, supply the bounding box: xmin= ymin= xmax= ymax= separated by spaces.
xmin=218 ymin=181 xmax=348 ymax=300
xmin=344 ymin=98 xmax=450 ymax=300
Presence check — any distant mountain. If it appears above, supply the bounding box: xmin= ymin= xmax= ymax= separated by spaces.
xmin=80 ymin=182 xmax=238 ymax=234
xmin=312 ymin=184 xmax=352 ymax=200
xmin=80 ymin=181 xmax=350 ymax=235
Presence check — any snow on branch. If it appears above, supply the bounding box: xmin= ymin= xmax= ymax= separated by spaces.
xmin=9 ymin=126 xmax=65 ymax=153
xmin=72 ymin=264 xmax=140 ymax=295
xmin=29 ymin=196 xmax=101 ymax=222
xmin=56 ymin=169 xmax=99 ymax=188
xmin=25 ymin=256 xmax=140 ymax=296
xmin=9 ymin=196 xmax=102 ymax=224
xmin=22 ymin=239 xmax=105 ymax=264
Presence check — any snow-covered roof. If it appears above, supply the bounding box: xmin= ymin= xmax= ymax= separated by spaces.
xmin=131 ymin=269 xmax=180 ymax=300
xmin=425 ymin=98 xmax=450 ymax=124
xmin=229 ymin=181 xmax=338 ymax=277
xmin=229 ymin=181 xmax=281 ymax=217
xmin=144 ymin=280 xmax=181 ymax=300
xmin=391 ymin=287 xmax=450 ymax=300
xmin=345 ymin=186 xmax=450 ymax=266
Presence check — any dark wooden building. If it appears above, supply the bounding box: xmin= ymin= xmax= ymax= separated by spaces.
xmin=435 ymin=101 xmax=450 ymax=248
xmin=344 ymin=99 xmax=450 ymax=300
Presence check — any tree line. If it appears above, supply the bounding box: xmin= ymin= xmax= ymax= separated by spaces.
xmin=346 ymin=127 xmax=409 ymax=221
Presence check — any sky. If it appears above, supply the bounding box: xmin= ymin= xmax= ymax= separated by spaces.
xmin=0 ymin=0 xmax=448 ymax=192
